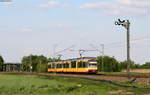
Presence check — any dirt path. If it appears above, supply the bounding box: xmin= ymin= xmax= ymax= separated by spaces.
xmin=45 ymin=73 xmax=150 ymax=85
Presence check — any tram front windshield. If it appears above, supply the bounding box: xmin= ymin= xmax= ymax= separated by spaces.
xmin=88 ymin=62 xmax=97 ymax=68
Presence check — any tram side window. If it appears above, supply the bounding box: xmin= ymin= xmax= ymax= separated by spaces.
xmin=63 ymin=63 xmax=69 ymax=68
xmin=78 ymin=62 xmax=87 ymax=68
xmin=63 ymin=63 xmax=66 ymax=68
xmin=78 ymin=62 xmax=82 ymax=68
xmin=82 ymin=62 xmax=87 ymax=68
xmin=66 ymin=63 xmax=69 ymax=68
xmin=52 ymin=64 xmax=55 ymax=68
xmin=56 ymin=64 xmax=59 ymax=68
xmin=56 ymin=64 xmax=62 ymax=68
xmin=48 ymin=64 xmax=51 ymax=68
xmin=58 ymin=64 xmax=62 ymax=68
xmin=56 ymin=64 xmax=58 ymax=68
xmin=60 ymin=64 xmax=63 ymax=68
xmin=71 ymin=61 xmax=76 ymax=68
xmin=63 ymin=64 xmax=65 ymax=68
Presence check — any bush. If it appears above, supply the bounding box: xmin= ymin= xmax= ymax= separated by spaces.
xmin=140 ymin=62 xmax=150 ymax=69
xmin=36 ymin=63 xmax=48 ymax=72
xmin=0 ymin=56 xmax=4 ymax=71
xmin=119 ymin=61 xmax=139 ymax=70
xmin=97 ymin=56 xmax=120 ymax=72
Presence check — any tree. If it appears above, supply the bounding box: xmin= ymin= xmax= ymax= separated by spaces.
xmin=0 ymin=56 xmax=4 ymax=71
xmin=21 ymin=55 xmax=61 ymax=72
xmin=119 ymin=60 xmax=137 ymax=70
xmin=22 ymin=55 xmax=48 ymax=72
xmin=97 ymin=56 xmax=120 ymax=72
xmin=47 ymin=57 xmax=61 ymax=62
xmin=140 ymin=62 xmax=150 ymax=69
xmin=36 ymin=55 xmax=48 ymax=72
xmin=22 ymin=56 xmax=31 ymax=72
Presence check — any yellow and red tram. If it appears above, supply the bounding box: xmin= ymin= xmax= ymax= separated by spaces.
xmin=48 ymin=57 xmax=97 ymax=73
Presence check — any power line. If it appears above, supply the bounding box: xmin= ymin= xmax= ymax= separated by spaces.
xmin=70 ymin=49 xmax=97 ymax=58
xmin=55 ymin=45 xmax=76 ymax=54
xmin=105 ymin=37 xmax=150 ymax=46
xmin=53 ymin=45 xmax=76 ymax=59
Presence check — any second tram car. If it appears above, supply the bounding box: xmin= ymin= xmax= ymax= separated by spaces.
xmin=48 ymin=57 xmax=97 ymax=73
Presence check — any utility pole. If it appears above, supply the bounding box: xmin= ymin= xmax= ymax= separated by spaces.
xmin=100 ymin=44 xmax=104 ymax=72
xmin=53 ymin=44 xmax=58 ymax=62
xmin=115 ymin=19 xmax=131 ymax=73
xmin=30 ymin=55 xmax=32 ymax=72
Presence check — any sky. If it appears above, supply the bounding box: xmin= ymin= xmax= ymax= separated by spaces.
xmin=0 ymin=0 xmax=150 ymax=64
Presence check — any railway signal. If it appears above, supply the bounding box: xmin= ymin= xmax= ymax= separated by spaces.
xmin=115 ymin=19 xmax=131 ymax=73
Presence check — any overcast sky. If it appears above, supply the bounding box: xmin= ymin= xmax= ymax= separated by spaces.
xmin=0 ymin=0 xmax=150 ymax=64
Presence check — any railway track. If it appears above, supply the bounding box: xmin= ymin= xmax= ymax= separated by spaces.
xmin=37 ymin=72 xmax=150 ymax=84
xmin=41 ymin=72 xmax=150 ymax=78
xmin=39 ymin=72 xmax=150 ymax=89
xmin=96 ymin=73 xmax=150 ymax=78
xmin=1 ymin=72 xmax=150 ymax=89
xmin=1 ymin=71 xmax=150 ymax=78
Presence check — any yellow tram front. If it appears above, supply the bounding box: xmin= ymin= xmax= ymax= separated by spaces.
xmin=48 ymin=57 xmax=97 ymax=73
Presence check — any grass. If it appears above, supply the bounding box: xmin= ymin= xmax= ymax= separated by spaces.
xmin=0 ymin=73 xmax=150 ymax=95
xmin=98 ymin=71 xmax=150 ymax=77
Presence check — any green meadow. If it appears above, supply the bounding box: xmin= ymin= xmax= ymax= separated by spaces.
xmin=0 ymin=73 xmax=150 ymax=95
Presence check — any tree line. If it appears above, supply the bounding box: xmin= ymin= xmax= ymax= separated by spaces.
xmin=0 ymin=56 xmax=4 ymax=71
xmin=22 ymin=55 xmax=60 ymax=72
xmin=21 ymin=55 xmax=150 ymax=72
xmin=0 ymin=55 xmax=150 ymax=72
xmin=97 ymin=56 xmax=140 ymax=72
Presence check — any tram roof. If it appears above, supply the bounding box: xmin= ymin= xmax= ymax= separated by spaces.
xmin=65 ymin=57 xmax=96 ymax=61
xmin=48 ymin=57 xmax=97 ymax=64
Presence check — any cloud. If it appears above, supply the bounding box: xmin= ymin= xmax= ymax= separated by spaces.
xmin=48 ymin=24 xmax=76 ymax=31
xmin=80 ymin=2 xmax=110 ymax=9
xmin=38 ymin=1 xmax=70 ymax=8
xmin=49 ymin=24 xmax=73 ymax=28
xmin=1 ymin=0 xmax=15 ymax=7
xmin=107 ymin=6 xmax=147 ymax=16
xmin=80 ymin=0 xmax=150 ymax=16
xmin=115 ymin=0 xmax=150 ymax=7
xmin=18 ymin=28 xmax=33 ymax=32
